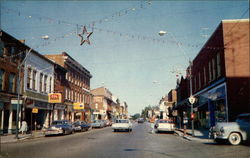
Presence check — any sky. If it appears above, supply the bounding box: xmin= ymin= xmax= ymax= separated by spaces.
xmin=1 ymin=0 xmax=249 ymax=115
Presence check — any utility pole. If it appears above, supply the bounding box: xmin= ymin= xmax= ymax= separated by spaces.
xmin=188 ymin=61 xmax=195 ymax=136
xmin=16 ymin=48 xmax=32 ymax=139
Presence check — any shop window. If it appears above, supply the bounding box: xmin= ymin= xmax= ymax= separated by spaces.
xmin=32 ymin=70 xmax=37 ymax=91
xmin=0 ymin=69 xmax=5 ymax=91
xmin=8 ymin=73 xmax=15 ymax=93
xmin=27 ymin=68 xmax=32 ymax=89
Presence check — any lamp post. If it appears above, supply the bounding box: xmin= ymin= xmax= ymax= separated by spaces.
xmin=158 ymin=30 xmax=194 ymax=136
xmin=16 ymin=48 xmax=32 ymax=139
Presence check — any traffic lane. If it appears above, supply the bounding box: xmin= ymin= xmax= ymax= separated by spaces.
xmin=1 ymin=127 xmax=114 ymax=158
xmin=2 ymin=123 xmax=250 ymax=158
xmin=70 ymin=123 xmax=185 ymax=158
xmin=131 ymin=123 xmax=250 ymax=158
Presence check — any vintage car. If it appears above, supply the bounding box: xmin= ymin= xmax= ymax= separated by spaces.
xmin=154 ymin=119 xmax=175 ymax=133
xmin=210 ymin=113 xmax=250 ymax=145
xmin=112 ymin=119 xmax=132 ymax=132
xmin=73 ymin=121 xmax=91 ymax=132
xmin=91 ymin=120 xmax=105 ymax=128
xmin=45 ymin=120 xmax=74 ymax=136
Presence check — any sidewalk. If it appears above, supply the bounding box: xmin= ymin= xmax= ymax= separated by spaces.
xmin=0 ymin=130 xmax=45 ymax=143
xmin=175 ymin=128 xmax=214 ymax=143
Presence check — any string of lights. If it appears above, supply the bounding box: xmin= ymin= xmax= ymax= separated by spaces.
xmin=1 ymin=3 xmax=248 ymax=52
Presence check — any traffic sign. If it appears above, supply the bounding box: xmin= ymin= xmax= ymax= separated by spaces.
xmin=188 ymin=96 xmax=196 ymax=104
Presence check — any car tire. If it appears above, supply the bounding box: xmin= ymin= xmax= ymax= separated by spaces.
xmin=228 ymin=132 xmax=242 ymax=145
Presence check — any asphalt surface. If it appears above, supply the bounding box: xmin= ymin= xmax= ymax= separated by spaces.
xmin=1 ymin=123 xmax=250 ymax=158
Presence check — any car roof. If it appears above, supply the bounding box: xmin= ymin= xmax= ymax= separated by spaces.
xmin=237 ymin=113 xmax=250 ymax=117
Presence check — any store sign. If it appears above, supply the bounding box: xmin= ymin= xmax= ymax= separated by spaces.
xmin=73 ymin=102 xmax=84 ymax=110
xmin=48 ymin=93 xmax=62 ymax=103
xmin=32 ymin=108 xmax=38 ymax=113
xmin=11 ymin=99 xmax=23 ymax=104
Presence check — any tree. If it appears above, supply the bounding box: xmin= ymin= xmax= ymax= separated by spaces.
xmin=141 ymin=105 xmax=152 ymax=118
xmin=132 ymin=113 xmax=140 ymax=120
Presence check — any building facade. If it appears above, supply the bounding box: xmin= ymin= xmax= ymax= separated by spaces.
xmin=0 ymin=31 xmax=28 ymax=134
xmin=91 ymin=87 xmax=113 ymax=120
xmin=45 ymin=52 xmax=92 ymax=123
xmin=175 ymin=19 xmax=250 ymax=129
xmin=23 ymin=50 xmax=55 ymax=130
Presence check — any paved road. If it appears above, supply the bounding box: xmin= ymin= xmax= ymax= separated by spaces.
xmin=1 ymin=123 xmax=250 ymax=158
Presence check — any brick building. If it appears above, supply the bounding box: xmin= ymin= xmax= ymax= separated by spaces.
xmin=0 ymin=30 xmax=28 ymax=134
xmin=91 ymin=87 xmax=113 ymax=120
xmin=175 ymin=19 xmax=250 ymax=128
xmin=45 ymin=52 xmax=92 ymax=123
xmin=50 ymin=63 xmax=67 ymax=121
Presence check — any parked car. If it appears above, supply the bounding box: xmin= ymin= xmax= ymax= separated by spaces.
xmin=73 ymin=121 xmax=91 ymax=132
xmin=112 ymin=119 xmax=132 ymax=132
xmin=45 ymin=120 xmax=74 ymax=136
xmin=210 ymin=113 xmax=250 ymax=145
xmin=154 ymin=119 xmax=175 ymax=133
xmin=91 ymin=120 xmax=105 ymax=128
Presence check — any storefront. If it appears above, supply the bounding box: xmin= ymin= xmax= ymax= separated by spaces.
xmin=195 ymin=82 xmax=228 ymax=128
xmin=0 ymin=98 xmax=20 ymax=134
xmin=73 ymin=102 xmax=85 ymax=122
xmin=54 ymin=104 xmax=66 ymax=120
xmin=24 ymin=99 xmax=52 ymax=130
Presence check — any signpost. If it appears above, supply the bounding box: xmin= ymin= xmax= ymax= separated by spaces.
xmin=188 ymin=96 xmax=197 ymax=136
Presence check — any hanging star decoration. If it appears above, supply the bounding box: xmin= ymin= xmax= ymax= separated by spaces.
xmin=78 ymin=26 xmax=93 ymax=45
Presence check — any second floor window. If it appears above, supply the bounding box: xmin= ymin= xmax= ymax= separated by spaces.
xmin=0 ymin=69 xmax=5 ymax=91
xmin=217 ymin=53 xmax=221 ymax=77
xmin=208 ymin=61 xmax=212 ymax=81
xmin=8 ymin=73 xmax=15 ymax=93
xmin=32 ymin=70 xmax=37 ymax=90
xmin=212 ymin=58 xmax=216 ymax=80
xmin=0 ymin=42 xmax=4 ymax=57
xmin=27 ymin=68 xmax=32 ymax=89
xmin=44 ymin=75 xmax=47 ymax=93
xmin=40 ymin=73 xmax=43 ymax=92
xmin=203 ymin=67 xmax=206 ymax=85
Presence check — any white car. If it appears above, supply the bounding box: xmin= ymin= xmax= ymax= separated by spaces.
xmin=154 ymin=119 xmax=175 ymax=133
xmin=210 ymin=113 xmax=250 ymax=145
xmin=112 ymin=119 xmax=132 ymax=132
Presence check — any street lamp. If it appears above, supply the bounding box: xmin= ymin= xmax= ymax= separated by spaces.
xmin=158 ymin=30 xmax=194 ymax=136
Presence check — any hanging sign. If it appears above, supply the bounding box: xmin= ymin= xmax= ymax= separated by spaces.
xmin=32 ymin=108 xmax=38 ymax=113
xmin=48 ymin=93 xmax=62 ymax=103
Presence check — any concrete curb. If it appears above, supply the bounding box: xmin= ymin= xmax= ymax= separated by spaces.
xmin=174 ymin=130 xmax=214 ymax=143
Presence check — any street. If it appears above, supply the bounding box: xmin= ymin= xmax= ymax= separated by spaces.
xmin=1 ymin=123 xmax=250 ymax=158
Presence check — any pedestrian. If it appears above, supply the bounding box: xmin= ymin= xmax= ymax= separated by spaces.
xmin=20 ymin=120 xmax=28 ymax=135
xmin=183 ymin=116 xmax=188 ymax=137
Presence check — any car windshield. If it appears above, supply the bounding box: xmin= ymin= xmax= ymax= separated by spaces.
xmin=158 ymin=120 xmax=173 ymax=123
xmin=236 ymin=116 xmax=250 ymax=123
xmin=116 ymin=120 xmax=129 ymax=123
xmin=52 ymin=121 xmax=63 ymax=125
